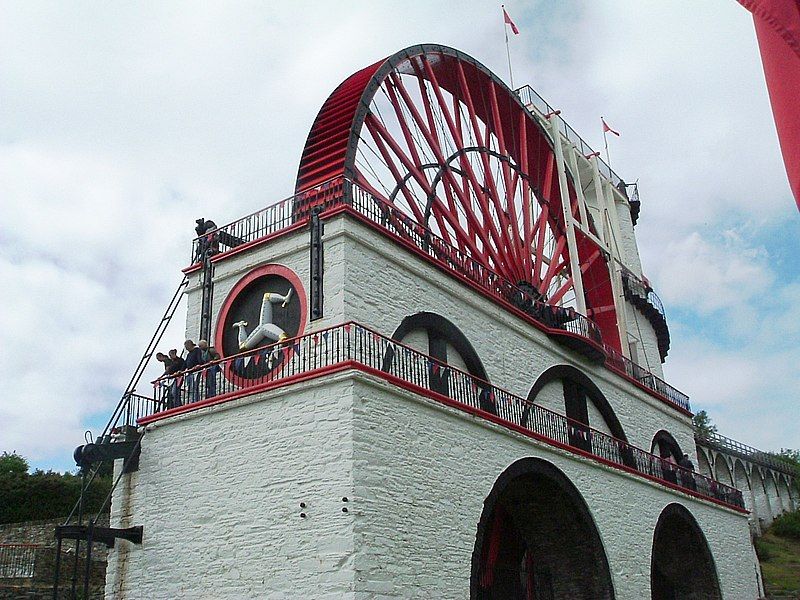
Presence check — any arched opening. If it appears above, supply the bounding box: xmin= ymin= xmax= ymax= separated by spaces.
xmin=651 ymin=430 xmax=683 ymax=461
xmin=714 ymin=458 xmax=733 ymax=487
xmin=384 ymin=312 xmax=492 ymax=410
xmin=526 ymin=365 xmax=628 ymax=455
xmin=471 ymin=458 xmax=614 ymax=599
xmin=752 ymin=469 xmax=774 ymax=528
xmin=696 ymin=449 xmax=713 ymax=478
xmin=651 ymin=503 xmax=721 ymax=600
xmin=733 ymin=461 xmax=754 ymax=512
xmin=767 ymin=474 xmax=784 ymax=515
xmin=779 ymin=477 xmax=795 ymax=512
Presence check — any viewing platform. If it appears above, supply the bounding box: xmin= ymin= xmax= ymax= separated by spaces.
xmin=123 ymin=321 xmax=740 ymax=511
xmin=185 ymin=177 xmax=690 ymax=414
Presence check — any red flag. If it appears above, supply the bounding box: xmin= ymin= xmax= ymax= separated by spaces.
xmin=503 ymin=6 xmax=520 ymax=35
xmin=737 ymin=0 xmax=800 ymax=210
xmin=601 ymin=118 xmax=620 ymax=136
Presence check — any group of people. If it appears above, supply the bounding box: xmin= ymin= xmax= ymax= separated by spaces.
xmin=156 ymin=339 xmax=221 ymax=408
xmin=662 ymin=452 xmax=697 ymax=490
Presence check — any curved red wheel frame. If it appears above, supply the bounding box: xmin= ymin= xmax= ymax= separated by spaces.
xmin=296 ymin=44 xmax=619 ymax=350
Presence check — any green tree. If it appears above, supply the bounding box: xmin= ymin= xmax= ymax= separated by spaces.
xmin=0 ymin=451 xmax=29 ymax=476
xmin=692 ymin=410 xmax=718 ymax=437
xmin=0 ymin=451 xmax=112 ymax=524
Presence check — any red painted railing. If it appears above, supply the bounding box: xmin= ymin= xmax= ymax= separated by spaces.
xmin=140 ymin=322 xmax=742 ymax=510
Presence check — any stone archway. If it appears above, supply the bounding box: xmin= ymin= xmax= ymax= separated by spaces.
xmin=752 ymin=469 xmax=774 ymax=528
xmin=651 ymin=504 xmax=721 ymax=600
xmin=767 ymin=473 xmax=784 ymax=515
xmin=733 ymin=461 xmax=758 ymax=532
xmin=714 ymin=456 xmax=733 ymax=487
xmin=471 ymin=458 xmax=614 ymax=599
xmin=697 ymin=449 xmax=713 ymax=478
xmin=526 ymin=365 xmax=628 ymax=457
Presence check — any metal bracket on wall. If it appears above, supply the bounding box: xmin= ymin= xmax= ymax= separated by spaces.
xmin=199 ymin=253 xmax=215 ymax=342
xmin=310 ymin=208 xmax=324 ymax=321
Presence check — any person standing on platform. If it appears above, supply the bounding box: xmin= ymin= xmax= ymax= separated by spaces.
xmin=184 ymin=340 xmax=203 ymax=403
xmin=166 ymin=349 xmax=185 ymax=408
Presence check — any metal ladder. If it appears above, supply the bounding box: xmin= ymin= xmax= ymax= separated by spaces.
xmin=53 ymin=273 xmax=189 ymax=600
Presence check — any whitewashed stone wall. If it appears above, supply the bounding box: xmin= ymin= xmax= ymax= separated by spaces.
xmin=106 ymin=371 xmax=759 ymax=599
xmin=350 ymin=374 xmax=758 ymax=599
xmin=186 ymin=214 xmax=696 ymax=460
xmin=330 ymin=216 xmax=695 ymax=456
xmin=105 ymin=376 xmax=357 ymax=599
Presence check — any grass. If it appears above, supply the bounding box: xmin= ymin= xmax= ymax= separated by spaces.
xmin=757 ymin=515 xmax=800 ymax=599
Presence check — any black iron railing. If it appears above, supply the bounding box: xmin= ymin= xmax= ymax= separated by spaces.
xmin=621 ymin=269 xmax=666 ymax=318
xmin=347 ymin=182 xmax=604 ymax=348
xmin=145 ymin=322 xmax=741 ymax=509
xmin=0 ymin=544 xmax=38 ymax=579
xmin=184 ymin=176 xmax=689 ymax=411
xmin=620 ymin=268 xmax=672 ymax=361
xmin=514 ymin=85 xmax=624 ymax=190
xmin=189 ymin=177 xmax=346 ymax=264
xmin=604 ymin=345 xmax=689 ymax=412
xmin=696 ymin=431 xmax=800 ymax=477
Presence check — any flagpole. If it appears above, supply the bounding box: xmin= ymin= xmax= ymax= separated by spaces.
xmin=602 ymin=116 xmax=611 ymax=167
xmin=502 ymin=5 xmax=514 ymax=89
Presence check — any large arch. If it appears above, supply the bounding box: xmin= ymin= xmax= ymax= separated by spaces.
xmin=651 ymin=503 xmax=721 ymax=600
xmin=733 ymin=460 xmax=757 ymax=529
xmin=766 ymin=473 xmax=784 ymax=515
xmin=651 ymin=430 xmax=683 ymax=461
xmin=714 ymin=456 xmax=733 ymax=487
xmin=752 ymin=469 xmax=774 ymax=528
xmin=383 ymin=312 xmax=493 ymax=409
xmin=779 ymin=476 xmax=796 ymax=512
xmin=696 ymin=448 xmax=713 ymax=479
xmin=526 ymin=365 xmax=628 ymax=453
xmin=471 ymin=457 xmax=615 ymax=599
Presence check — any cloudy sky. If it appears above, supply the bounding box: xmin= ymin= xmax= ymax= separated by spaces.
xmin=1 ymin=1 xmax=797 ymax=472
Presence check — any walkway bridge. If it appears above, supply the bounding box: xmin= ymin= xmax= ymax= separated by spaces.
xmin=696 ymin=430 xmax=798 ymax=534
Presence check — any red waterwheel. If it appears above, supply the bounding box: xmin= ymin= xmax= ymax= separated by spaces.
xmin=296 ymin=44 xmax=620 ymax=351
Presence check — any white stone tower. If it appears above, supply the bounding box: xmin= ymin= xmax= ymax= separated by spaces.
xmin=104 ymin=45 xmax=761 ymax=599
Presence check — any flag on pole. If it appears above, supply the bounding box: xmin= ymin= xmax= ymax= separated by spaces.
xmin=502 ymin=6 xmax=520 ymax=35
xmin=601 ymin=118 xmax=620 ymax=136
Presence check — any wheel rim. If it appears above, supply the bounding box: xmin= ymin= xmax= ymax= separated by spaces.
xmin=296 ymin=45 xmax=619 ymax=347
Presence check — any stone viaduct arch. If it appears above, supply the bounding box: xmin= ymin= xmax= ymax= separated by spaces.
xmin=766 ymin=472 xmax=783 ymax=514
xmin=471 ymin=457 xmax=615 ymax=599
xmin=695 ymin=434 xmax=798 ymax=533
xmin=714 ymin=457 xmax=734 ymax=487
xmin=733 ymin=460 xmax=755 ymax=520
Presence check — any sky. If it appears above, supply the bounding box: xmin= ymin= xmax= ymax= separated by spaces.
xmin=1 ymin=0 xmax=797 ymax=473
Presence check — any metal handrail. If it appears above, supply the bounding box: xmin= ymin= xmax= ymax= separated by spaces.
xmin=603 ymin=345 xmax=689 ymax=412
xmin=188 ymin=176 xmax=345 ymax=264
xmin=180 ymin=176 xmax=689 ymax=412
xmin=514 ymin=84 xmax=625 ymax=190
xmin=143 ymin=321 xmax=741 ymax=509
xmin=620 ymin=269 xmax=666 ymax=317
xmin=0 ymin=543 xmax=40 ymax=578
xmin=696 ymin=431 xmax=800 ymax=476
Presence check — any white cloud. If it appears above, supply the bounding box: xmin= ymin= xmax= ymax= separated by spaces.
xmin=0 ymin=0 xmax=798 ymax=471
xmin=651 ymin=230 xmax=773 ymax=313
